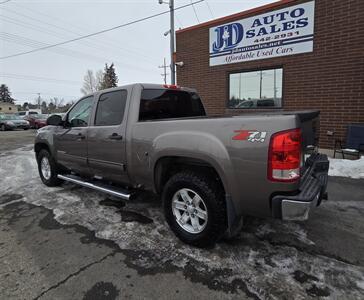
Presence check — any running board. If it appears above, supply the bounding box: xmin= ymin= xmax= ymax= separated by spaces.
xmin=57 ymin=174 xmax=133 ymax=201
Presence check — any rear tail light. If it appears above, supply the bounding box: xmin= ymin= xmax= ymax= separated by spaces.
xmin=268 ymin=128 xmax=302 ymax=182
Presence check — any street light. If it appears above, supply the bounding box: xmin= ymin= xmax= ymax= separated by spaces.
xmin=159 ymin=0 xmax=175 ymax=85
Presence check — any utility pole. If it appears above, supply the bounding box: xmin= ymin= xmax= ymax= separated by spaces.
xmin=158 ymin=57 xmax=169 ymax=84
xmin=37 ymin=93 xmax=41 ymax=109
xmin=169 ymin=0 xmax=175 ymax=84
xmin=259 ymin=71 xmax=263 ymax=99
xmin=273 ymin=69 xmax=277 ymax=102
xmin=159 ymin=0 xmax=176 ymax=85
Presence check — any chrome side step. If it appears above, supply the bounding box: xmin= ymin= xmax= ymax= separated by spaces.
xmin=57 ymin=174 xmax=133 ymax=200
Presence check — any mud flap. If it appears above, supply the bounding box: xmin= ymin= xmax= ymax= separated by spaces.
xmin=224 ymin=194 xmax=243 ymax=238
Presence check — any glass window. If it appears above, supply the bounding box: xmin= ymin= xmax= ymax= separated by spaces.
xmin=95 ymin=90 xmax=127 ymax=126
xmin=139 ymin=89 xmax=206 ymax=121
xmin=228 ymin=68 xmax=283 ymax=109
xmin=67 ymin=96 xmax=93 ymax=127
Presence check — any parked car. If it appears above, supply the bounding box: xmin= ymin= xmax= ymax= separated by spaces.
xmin=17 ymin=110 xmax=41 ymax=117
xmin=35 ymin=84 xmax=329 ymax=247
xmin=0 ymin=114 xmax=30 ymax=131
xmin=25 ymin=114 xmax=49 ymax=129
xmin=33 ymin=114 xmax=49 ymax=129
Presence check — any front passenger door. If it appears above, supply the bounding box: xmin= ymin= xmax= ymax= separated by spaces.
xmin=56 ymin=96 xmax=94 ymax=174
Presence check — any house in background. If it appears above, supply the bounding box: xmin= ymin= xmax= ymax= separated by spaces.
xmin=0 ymin=102 xmax=18 ymax=114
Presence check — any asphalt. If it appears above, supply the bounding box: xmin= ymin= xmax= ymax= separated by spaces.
xmin=0 ymin=130 xmax=363 ymax=300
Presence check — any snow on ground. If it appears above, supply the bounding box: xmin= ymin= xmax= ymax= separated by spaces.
xmin=328 ymin=156 xmax=364 ymax=179
xmin=1 ymin=146 xmax=364 ymax=299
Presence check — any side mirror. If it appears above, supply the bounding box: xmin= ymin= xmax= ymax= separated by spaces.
xmin=46 ymin=114 xmax=63 ymax=126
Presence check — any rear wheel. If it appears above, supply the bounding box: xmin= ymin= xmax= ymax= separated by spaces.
xmin=162 ymin=171 xmax=227 ymax=247
xmin=37 ymin=149 xmax=62 ymax=186
xmin=0 ymin=124 xmax=5 ymax=131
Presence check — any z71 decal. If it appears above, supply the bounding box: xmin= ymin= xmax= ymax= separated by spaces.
xmin=232 ymin=130 xmax=267 ymax=142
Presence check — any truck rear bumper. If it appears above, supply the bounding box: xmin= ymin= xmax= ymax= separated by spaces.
xmin=271 ymin=153 xmax=329 ymax=221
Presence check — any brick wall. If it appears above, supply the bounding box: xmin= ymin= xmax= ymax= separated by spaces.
xmin=176 ymin=0 xmax=364 ymax=149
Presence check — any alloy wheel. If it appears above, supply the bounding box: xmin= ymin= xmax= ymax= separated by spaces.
xmin=171 ymin=188 xmax=208 ymax=234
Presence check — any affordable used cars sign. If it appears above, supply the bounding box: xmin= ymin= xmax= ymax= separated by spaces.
xmin=209 ymin=1 xmax=315 ymax=66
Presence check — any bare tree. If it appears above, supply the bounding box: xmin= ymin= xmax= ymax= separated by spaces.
xmin=95 ymin=70 xmax=103 ymax=91
xmin=81 ymin=70 xmax=99 ymax=95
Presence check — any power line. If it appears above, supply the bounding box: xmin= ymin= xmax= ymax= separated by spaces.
xmin=0 ymin=32 xmax=155 ymax=71
xmin=1 ymin=7 xmax=158 ymax=64
xmin=1 ymin=32 xmax=123 ymax=65
xmin=175 ymin=14 xmax=184 ymax=29
xmin=205 ymin=0 xmax=214 ymax=19
xmin=0 ymin=0 xmax=11 ymax=4
xmin=0 ymin=0 xmax=204 ymax=60
xmin=190 ymin=0 xmax=200 ymax=23
xmin=0 ymin=73 xmax=81 ymax=86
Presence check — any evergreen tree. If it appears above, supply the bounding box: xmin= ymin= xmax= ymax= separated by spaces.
xmin=0 ymin=84 xmax=15 ymax=103
xmin=100 ymin=63 xmax=118 ymax=90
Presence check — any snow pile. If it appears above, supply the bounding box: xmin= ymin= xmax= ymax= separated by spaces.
xmin=329 ymin=156 xmax=364 ymax=179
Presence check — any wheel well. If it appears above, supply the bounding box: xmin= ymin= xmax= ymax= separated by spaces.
xmin=154 ymin=156 xmax=225 ymax=194
xmin=34 ymin=143 xmax=50 ymax=158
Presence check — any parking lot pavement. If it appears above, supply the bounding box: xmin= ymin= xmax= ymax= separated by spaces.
xmin=0 ymin=129 xmax=36 ymax=152
xmin=0 ymin=132 xmax=364 ymax=299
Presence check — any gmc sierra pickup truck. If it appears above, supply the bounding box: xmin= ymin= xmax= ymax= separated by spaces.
xmin=35 ymin=83 xmax=329 ymax=247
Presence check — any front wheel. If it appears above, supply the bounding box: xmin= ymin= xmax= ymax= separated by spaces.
xmin=0 ymin=124 xmax=6 ymax=131
xmin=37 ymin=149 xmax=62 ymax=186
xmin=162 ymin=171 xmax=227 ymax=248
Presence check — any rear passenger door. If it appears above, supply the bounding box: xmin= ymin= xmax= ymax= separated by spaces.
xmin=87 ymin=89 xmax=129 ymax=184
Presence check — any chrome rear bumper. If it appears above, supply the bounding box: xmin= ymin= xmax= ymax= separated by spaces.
xmin=281 ymin=193 xmax=320 ymax=221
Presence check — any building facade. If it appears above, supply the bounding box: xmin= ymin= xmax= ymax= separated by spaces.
xmin=0 ymin=102 xmax=18 ymax=114
xmin=176 ymin=0 xmax=364 ymax=149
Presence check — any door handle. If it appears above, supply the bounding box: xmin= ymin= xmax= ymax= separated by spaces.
xmin=108 ymin=133 xmax=123 ymax=140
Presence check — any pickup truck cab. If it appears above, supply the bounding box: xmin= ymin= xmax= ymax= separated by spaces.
xmin=35 ymin=83 xmax=329 ymax=247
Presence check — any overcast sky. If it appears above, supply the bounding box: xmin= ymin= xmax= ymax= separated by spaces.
xmin=0 ymin=0 xmax=272 ymax=105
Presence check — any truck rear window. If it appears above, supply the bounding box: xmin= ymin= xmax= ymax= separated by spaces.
xmin=139 ymin=89 xmax=206 ymax=121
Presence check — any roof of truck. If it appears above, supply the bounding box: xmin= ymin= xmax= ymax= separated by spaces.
xmin=82 ymin=83 xmax=196 ymax=98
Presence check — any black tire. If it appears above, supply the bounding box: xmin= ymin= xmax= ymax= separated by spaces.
xmin=162 ymin=171 xmax=227 ymax=248
xmin=0 ymin=124 xmax=6 ymax=131
xmin=37 ymin=149 xmax=63 ymax=187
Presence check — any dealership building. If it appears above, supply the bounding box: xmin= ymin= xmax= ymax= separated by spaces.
xmin=176 ymin=0 xmax=363 ymax=149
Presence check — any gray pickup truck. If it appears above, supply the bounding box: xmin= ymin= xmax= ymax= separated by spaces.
xmin=35 ymin=83 xmax=329 ymax=247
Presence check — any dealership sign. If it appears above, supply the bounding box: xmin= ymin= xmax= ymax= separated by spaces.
xmin=209 ymin=1 xmax=315 ymax=66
